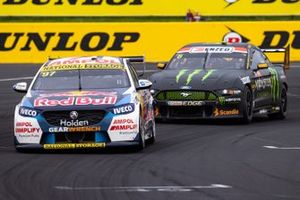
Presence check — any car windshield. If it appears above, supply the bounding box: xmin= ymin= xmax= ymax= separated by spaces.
xmin=32 ymin=69 xmax=130 ymax=90
xmin=167 ymin=49 xmax=247 ymax=70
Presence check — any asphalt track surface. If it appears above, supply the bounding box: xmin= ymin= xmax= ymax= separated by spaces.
xmin=0 ymin=63 xmax=300 ymax=200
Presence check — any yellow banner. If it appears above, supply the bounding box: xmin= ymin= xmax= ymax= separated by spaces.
xmin=0 ymin=0 xmax=299 ymax=16
xmin=0 ymin=22 xmax=299 ymax=63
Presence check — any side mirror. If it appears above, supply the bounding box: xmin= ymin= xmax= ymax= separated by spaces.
xmin=257 ymin=63 xmax=268 ymax=69
xmin=157 ymin=63 xmax=166 ymax=70
xmin=137 ymin=79 xmax=152 ymax=90
xmin=13 ymin=82 xmax=28 ymax=93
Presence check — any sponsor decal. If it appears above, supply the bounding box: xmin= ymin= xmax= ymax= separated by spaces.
xmin=39 ymin=91 xmax=116 ymax=98
xmin=167 ymin=101 xmax=204 ymax=106
xmin=218 ymin=97 xmax=226 ymax=106
xmin=176 ymin=69 xmax=215 ymax=85
xmin=19 ymin=107 xmax=37 ymax=117
xmin=60 ymin=119 xmax=89 ymax=127
xmin=44 ymin=143 xmax=105 ymax=150
xmin=202 ymin=70 xmax=216 ymax=81
xmin=219 ymin=97 xmax=241 ymax=105
xmin=109 ymin=119 xmax=137 ymax=131
xmin=48 ymin=57 xmax=120 ymax=66
xmin=41 ymin=63 xmax=124 ymax=72
xmin=269 ymin=68 xmax=280 ymax=101
xmin=255 ymin=78 xmax=272 ymax=90
xmin=186 ymin=69 xmax=201 ymax=85
xmin=225 ymin=97 xmax=241 ymax=103
xmin=180 ymin=85 xmax=192 ymax=90
xmin=213 ymin=108 xmax=240 ymax=117
xmin=223 ymin=32 xmax=242 ymax=43
xmin=48 ymin=126 xmax=101 ymax=133
xmin=240 ymin=76 xmax=251 ymax=84
xmin=176 ymin=69 xmax=188 ymax=83
xmin=112 ymin=103 xmax=134 ymax=115
xmin=15 ymin=122 xmax=41 ymax=134
xmin=0 ymin=31 xmax=140 ymax=54
xmin=34 ymin=96 xmax=117 ymax=107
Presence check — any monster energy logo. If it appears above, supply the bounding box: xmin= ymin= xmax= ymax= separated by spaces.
xmin=218 ymin=96 xmax=226 ymax=105
xmin=269 ymin=68 xmax=280 ymax=102
xmin=176 ymin=69 xmax=216 ymax=85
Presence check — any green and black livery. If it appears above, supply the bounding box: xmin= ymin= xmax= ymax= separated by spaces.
xmin=150 ymin=43 xmax=289 ymax=123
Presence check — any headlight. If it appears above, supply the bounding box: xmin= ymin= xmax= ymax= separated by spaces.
xmin=19 ymin=106 xmax=38 ymax=117
xmin=218 ymin=89 xmax=241 ymax=95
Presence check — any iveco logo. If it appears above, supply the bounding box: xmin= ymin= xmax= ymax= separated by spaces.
xmin=181 ymin=92 xmax=191 ymax=98
xmin=70 ymin=111 xmax=78 ymax=120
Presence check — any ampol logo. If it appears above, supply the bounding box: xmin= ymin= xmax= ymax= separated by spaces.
xmin=223 ymin=32 xmax=242 ymax=44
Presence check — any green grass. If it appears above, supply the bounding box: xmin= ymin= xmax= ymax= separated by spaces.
xmin=0 ymin=15 xmax=299 ymax=22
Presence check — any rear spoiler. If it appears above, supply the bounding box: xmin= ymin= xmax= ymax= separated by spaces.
xmin=122 ymin=56 xmax=146 ymax=77
xmin=122 ymin=56 xmax=145 ymax=63
xmin=261 ymin=45 xmax=290 ymax=70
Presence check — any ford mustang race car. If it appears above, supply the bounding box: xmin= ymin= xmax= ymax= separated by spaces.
xmin=149 ymin=43 xmax=289 ymax=123
xmin=13 ymin=56 xmax=155 ymax=152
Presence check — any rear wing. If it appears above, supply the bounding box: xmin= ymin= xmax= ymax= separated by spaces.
xmin=261 ymin=45 xmax=290 ymax=70
xmin=122 ymin=56 xmax=146 ymax=77
xmin=122 ymin=56 xmax=145 ymax=63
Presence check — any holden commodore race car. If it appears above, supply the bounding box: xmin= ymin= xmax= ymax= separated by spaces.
xmin=13 ymin=56 xmax=155 ymax=152
xmin=150 ymin=43 xmax=289 ymax=123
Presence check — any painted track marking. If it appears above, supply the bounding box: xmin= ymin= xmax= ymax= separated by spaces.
xmin=0 ymin=76 xmax=34 ymax=82
xmin=263 ymin=146 xmax=300 ymax=150
xmin=54 ymin=184 xmax=232 ymax=192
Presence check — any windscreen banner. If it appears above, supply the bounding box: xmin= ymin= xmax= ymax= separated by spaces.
xmin=0 ymin=21 xmax=299 ymax=63
xmin=0 ymin=0 xmax=299 ymax=16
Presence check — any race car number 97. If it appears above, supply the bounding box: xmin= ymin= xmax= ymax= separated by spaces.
xmin=41 ymin=71 xmax=56 ymax=77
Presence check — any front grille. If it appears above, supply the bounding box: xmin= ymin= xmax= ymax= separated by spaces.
xmin=160 ymin=106 xmax=213 ymax=118
xmin=56 ymin=132 xmax=95 ymax=143
xmin=42 ymin=110 xmax=106 ymax=126
xmin=156 ymin=90 xmax=217 ymax=101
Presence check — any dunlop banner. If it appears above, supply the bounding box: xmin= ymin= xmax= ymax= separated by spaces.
xmin=0 ymin=0 xmax=299 ymax=16
xmin=0 ymin=21 xmax=299 ymax=63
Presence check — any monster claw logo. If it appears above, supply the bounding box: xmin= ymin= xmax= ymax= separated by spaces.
xmin=224 ymin=0 xmax=240 ymax=8
xmin=269 ymin=68 xmax=280 ymax=102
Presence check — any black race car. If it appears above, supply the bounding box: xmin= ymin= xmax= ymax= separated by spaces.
xmin=149 ymin=43 xmax=289 ymax=123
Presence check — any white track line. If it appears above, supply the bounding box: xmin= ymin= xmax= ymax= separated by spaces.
xmin=263 ymin=146 xmax=300 ymax=150
xmin=54 ymin=184 xmax=232 ymax=192
xmin=0 ymin=76 xmax=33 ymax=82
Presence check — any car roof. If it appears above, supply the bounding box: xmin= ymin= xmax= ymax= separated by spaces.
xmin=45 ymin=56 xmax=122 ymax=67
xmin=184 ymin=42 xmax=252 ymax=49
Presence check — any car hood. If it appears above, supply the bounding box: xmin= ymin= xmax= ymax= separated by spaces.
xmin=149 ymin=69 xmax=250 ymax=91
xmin=20 ymin=88 xmax=133 ymax=111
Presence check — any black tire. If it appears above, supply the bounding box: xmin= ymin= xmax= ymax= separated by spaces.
xmin=136 ymin=118 xmax=146 ymax=151
xmin=268 ymin=87 xmax=287 ymax=120
xmin=146 ymin=124 xmax=156 ymax=145
xmin=241 ymin=86 xmax=253 ymax=124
